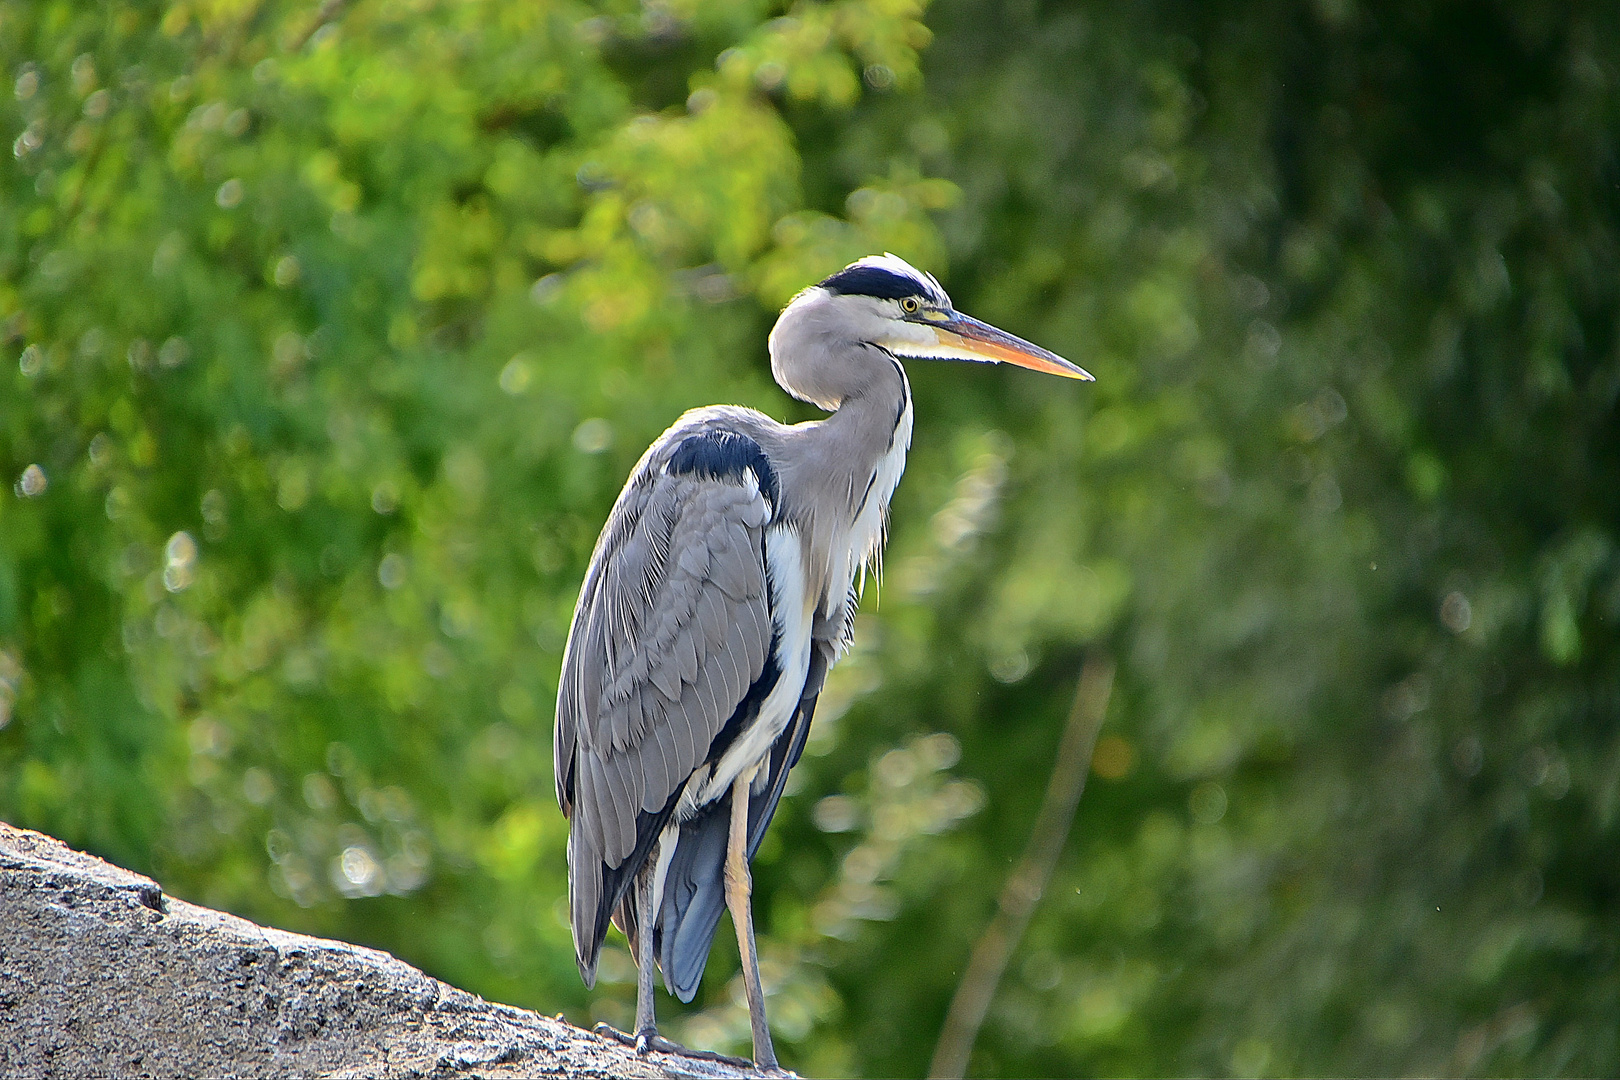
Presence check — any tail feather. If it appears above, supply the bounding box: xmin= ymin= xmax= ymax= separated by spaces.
xmin=660 ymin=803 xmax=732 ymax=1000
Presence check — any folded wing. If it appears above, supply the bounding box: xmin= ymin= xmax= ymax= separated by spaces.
xmin=555 ymin=429 xmax=777 ymax=985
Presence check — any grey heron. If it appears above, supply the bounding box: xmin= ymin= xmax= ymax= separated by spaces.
xmin=554 ymin=254 xmax=1091 ymax=1068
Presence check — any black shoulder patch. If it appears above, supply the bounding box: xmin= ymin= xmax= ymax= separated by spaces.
xmin=819 ymin=263 xmax=922 ymax=300
xmin=666 ymin=430 xmax=780 ymax=506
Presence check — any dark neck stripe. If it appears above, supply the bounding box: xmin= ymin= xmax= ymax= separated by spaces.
xmin=884 ymin=352 xmax=910 ymax=442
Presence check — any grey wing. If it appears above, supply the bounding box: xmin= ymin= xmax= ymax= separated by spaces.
xmin=554 ymin=453 xmax=774 ymax=984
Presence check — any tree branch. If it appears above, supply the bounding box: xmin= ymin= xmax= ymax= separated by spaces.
xmin=928 ymin=653 xmax=1116 ymax=1080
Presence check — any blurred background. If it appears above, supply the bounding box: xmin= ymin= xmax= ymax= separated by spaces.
xmin=3 ymin=0 xmax=1617 ymax=1075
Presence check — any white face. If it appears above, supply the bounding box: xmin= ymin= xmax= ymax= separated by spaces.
xmin=871 ymin=299 xmax=976 ymax=361
xmin=831 ymin=294 xmax=942 ymax=356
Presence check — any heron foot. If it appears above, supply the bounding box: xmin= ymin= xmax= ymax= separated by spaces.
xmin=593 ymin=1023 xmax=760 ymax=1069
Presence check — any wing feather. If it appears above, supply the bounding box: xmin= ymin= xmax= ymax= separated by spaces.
xmin=696 ymin=587 xmax=729 ymax=659
xmin=671 ymin=604 xmax=701 ymax=685
xmin=648 ymin=653 xmax=683 ymax=701
xmin=600 ymin=754 xmax=638 ymax=864
xmin=714 ymin=630 xmax=743 ymax=714
xmin=689 ymin=665 xmax=721 ymax=742
xmin=642 ymin=723 xmax=680 ymax=814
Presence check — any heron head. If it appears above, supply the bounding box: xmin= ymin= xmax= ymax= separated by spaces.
xmin=769 ymin=254 xmax=1091 ymax=408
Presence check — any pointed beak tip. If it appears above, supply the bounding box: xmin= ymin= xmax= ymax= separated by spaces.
xmin=1028 ymin=353 xmax=1094 ymax=382
xmin=1047 ymin=355 xmax=1094 ymax=381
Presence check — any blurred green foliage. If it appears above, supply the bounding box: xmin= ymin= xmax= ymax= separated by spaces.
xmin=3 ymin=0 xmax=1617 ymax=1075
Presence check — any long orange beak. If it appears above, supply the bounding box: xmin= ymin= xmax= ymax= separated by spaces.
xmin=930 ymin=312 xmax=1093 ymax=381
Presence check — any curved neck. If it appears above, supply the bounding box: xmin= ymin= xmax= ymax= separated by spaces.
xmin=811 ymin=347 xmax=907 ymax=463
xmin=774 ymin=349 xmax=910 ymax=528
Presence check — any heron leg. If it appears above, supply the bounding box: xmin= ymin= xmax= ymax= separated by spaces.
xmin=726 ymin=769 xmax=778 ymax=1070
xmin=592 ymin=853 xmax=759 ymax=1070
xmin=632 ymin=860 xmax=658 ymax=1049
xmin=594 ymin=862 xmax=667 ymax=1054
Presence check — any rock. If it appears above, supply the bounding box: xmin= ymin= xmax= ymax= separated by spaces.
xmin=0 ymin=822 xmax=769 ymax=1079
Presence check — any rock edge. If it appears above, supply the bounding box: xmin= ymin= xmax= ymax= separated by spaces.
xmin=0 ymin=822 xmax=768 ymax=1079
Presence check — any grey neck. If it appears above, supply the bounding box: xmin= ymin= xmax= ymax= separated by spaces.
xmin=758 ymin=349 xmax=909 ymax=623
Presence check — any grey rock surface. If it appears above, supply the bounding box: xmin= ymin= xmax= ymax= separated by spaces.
xmin=0 ymin=822 xmax=768 ymax=1079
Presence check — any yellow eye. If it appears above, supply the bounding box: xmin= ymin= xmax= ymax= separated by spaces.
xmin=900 ymin=297 xmax=920 ymax=314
